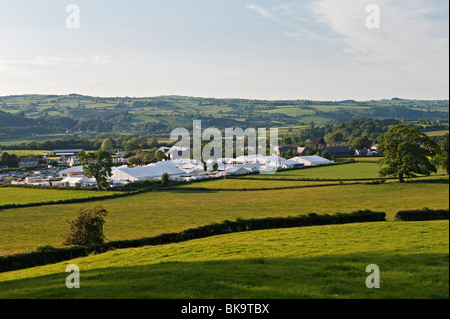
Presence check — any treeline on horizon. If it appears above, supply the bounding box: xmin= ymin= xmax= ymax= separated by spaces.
xmin=281 ymin=118 xmax=448 ymax=146
xmin=1 ymin=118 xmax=448 ymax=154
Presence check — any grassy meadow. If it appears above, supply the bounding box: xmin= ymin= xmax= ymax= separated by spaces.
xmin=175 ymin=178 xmax=352 ymax=190
xmin=0 ymin=187 xmax=121 ymax=207
xmin=240 ymin=162 xmax=448 ymax=180
xmin=0 ymin=220 xmax=448 ymax=299
xmin=0 ymin=181 xmax=448 ymax=255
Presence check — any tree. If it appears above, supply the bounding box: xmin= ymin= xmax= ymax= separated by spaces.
xmin=77 ymin=150 xmax=113 ymax=190
xmin=352 ymin=136 xmax=371 ymax=150
xmin=433 ymin=137 xmax=449 ymax=175
xmin=62 ymin=205 xmax=108 ymax=247
xmin=377 ymin=125 xmax=439 ymax=183
xmin=161 ymin=172 xmax=170 ymax=185
xmin=101 ymin=138 xmax=114 ymax=151
xmin=149 ymin=137 xmax=159 ymax=148
xmin=313 ymin=137 xmax=326 ymax=149
xmin=155 ymin=150 xmax=167 ymax=161
xmin=127 ymin=156 xmax=143 ymax=166
xmin=124 ymin=138 xmax=140 ymax=154
xmin=325 ymin=132 xmax=344 ymax=144
xmin=0 ymin=152 xmax=19 ymax=168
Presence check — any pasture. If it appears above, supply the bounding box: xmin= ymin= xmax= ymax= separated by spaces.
xmin=240 ymin=162 xmax=447 ymax=180
xmin=0 ymin=220 xmax=447 ymax=299
xmin=0 ymin=181 xmax=448 ymax=255
xmin=0 ymin=187 xmax=121 ymax=207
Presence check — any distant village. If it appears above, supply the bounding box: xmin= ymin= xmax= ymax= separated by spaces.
xmin=0 ymin=144 xmax=377 ymax=188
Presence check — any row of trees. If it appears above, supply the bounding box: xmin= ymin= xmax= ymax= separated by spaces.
xmin=281 ymin=118 xmax=402 ymax=146
xmin=0 ymin=152 xmax=19 ymax=168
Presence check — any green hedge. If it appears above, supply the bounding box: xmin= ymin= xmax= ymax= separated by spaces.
xmin=0 ymin=210 xmax=385 ymax=273
xmin=394 ymin=208 xmax=449 ymax=221
xmin=0 ymin=191 xmax=138 ymax=211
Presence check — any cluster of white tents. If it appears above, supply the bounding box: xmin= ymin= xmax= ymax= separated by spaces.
xmin=54 ymin=154 xmax=334 ymax=187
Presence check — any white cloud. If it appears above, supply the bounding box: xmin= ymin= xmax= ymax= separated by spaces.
xmin=311 ymin=0 xmax=449 ymax=83
xmin=246 ymin=5 xmax=273 ymax=19
xmin=246 ymin=2 xmax=326 ymax=41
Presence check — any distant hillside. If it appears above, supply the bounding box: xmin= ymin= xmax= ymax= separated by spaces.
xmin=0 ymin=95 xmax=448 ymax=142
xmin=0 ymin=110 xmax=36 ymax=127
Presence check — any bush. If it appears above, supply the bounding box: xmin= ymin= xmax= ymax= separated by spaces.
xmin=62 ymin=205 xmax=109 ymax=247
xmin=161 ymin=173 xmax=170 ymax=185
xmin=394 ymin=208 xmax=449 ymax=221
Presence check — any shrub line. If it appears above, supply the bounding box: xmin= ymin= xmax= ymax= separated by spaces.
xmin=394 ymin=208 xmax=449 ymax=221
xmin=0 ymin=210 xmax=386 ymax=273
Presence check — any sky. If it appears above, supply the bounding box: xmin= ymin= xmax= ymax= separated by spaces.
xmin=0 ymin=0 xmax=448 ymax=100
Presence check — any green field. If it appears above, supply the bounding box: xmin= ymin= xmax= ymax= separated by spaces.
xmin=175 ymin=178 xmax=346 ymax=190
xmin=425 ymin=130 xmax=449 ymax=137
xmin=0 ymin=220 xmax=447 ymax=299
xmin=0 ymin=187 xmax=121 ymax=207
xmin=244 ymin=162 xmax=381 ymax=180
xmin=0 ymin=150 xmax=48 ymax=157
xmin=0 ymin=181 xmax=448 ymax=255
xmin=241 ymin=162 xmax=447 ymax=180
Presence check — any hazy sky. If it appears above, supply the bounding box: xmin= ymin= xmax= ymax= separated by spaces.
xmin=0 ymin=0 xmax=448 ymax=100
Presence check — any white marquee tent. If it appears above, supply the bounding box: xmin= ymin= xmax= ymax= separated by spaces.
xmin=111 ymin=161 xmax=185 ymax=182
xmin=291 ymin=155 xmax=334 ymax=166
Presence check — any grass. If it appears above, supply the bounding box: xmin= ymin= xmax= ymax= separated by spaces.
xmin=0 ymin=182 xmax=447 ymax=255
xmin=425 ymin=130 xmax=449 ymax=137
xmin=241 ymin=162 xmax=447 ymax=180
xmin=0 ymin=220 xmax=447 ymax=299
xmin=0 ymin=187 xmax=121 ymax=207
xmin=242 ymin=162 xmax=381 ymax=180
xmin=0 ymin=150 xmax=48 ymax=157
xmin=174 ymin=178 xmax=351 ymax=190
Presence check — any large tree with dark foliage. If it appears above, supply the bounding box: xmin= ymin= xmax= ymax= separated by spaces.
xmin=62 ymin=205 xmax=108 ymax=247
xmin=77 ymin=150 xmax=113 ymax=190
xmin=377 ymin=125 xmax=439 ymax=183
xmin=432 ymin=137 xmax=449 ymax=175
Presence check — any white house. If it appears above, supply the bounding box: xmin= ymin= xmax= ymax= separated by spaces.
xmin=19 ymin=158 xmax=39 ymax=167
xmin=67 ymin=157 xmax=81 ymax=167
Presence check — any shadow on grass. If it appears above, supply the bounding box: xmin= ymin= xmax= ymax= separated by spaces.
xmin=1 ymin=253 xmax=448 ymax=299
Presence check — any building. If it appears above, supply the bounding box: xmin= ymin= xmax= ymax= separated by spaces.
xmin=59 ymin=166 xmax=84 ymax=177
xmin=53 ymin=149 xmax=83 ymax=156
xmin=67 ymin=157 xmax=81 ymax=167
xmin=355 ymin=149 xmax=374 ymax=156
xmin=18 ymin=158 xmax=39 ymax=168
xmin=326 ymin=146 xmax=350 ymax=156
xmin=276 ymin=145 xmax=298 ymax=156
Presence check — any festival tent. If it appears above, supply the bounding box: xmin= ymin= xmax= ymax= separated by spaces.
xmin=291 ymin=155 xmax=334 ymax=166
xmin=225 ymin=166 xmax=250 ymax=175
xmin=111 ymin=162 xmax=185 ymax=182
